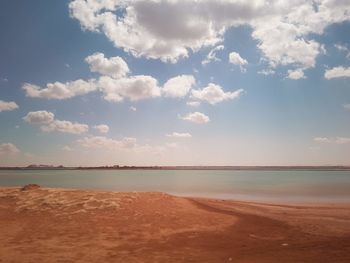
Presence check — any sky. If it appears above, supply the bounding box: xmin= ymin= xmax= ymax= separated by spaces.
xmin=0 ymin=0 xmax=350 ymax=166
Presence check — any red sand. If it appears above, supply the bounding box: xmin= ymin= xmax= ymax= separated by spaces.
xmin=0 ymin=187 xmax=349 ymax=262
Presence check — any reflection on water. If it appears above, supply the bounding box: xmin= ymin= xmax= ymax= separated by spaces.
xmin=0 ymin=170 xmax=350 ymax=204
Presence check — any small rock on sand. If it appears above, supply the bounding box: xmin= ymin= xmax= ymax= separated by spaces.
xmin=21 ymin=184 xmax=41 ymax=191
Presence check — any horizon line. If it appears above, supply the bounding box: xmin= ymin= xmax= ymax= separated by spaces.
xmin=1 ymin=165 xmax=350 ymax=171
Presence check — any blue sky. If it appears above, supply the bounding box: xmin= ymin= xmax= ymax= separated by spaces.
xmin=0 ymin=0 xmax=350 ymax=166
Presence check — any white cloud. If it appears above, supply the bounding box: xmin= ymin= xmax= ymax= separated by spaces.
xmin=229 ymin=52 xmax=248 ymax=72
xmin=313 ymin=137 xmax=350 ymax=144
xmin=334 ymin=43 xmax=348 ymax=52
xmin=21 ymin=52 xmax=234 ymax=105
xmin=162 ymin=75 xmax=195 ymax=98
xmin=62 ymin=146 xmax=74 ymax=151
xmin=23 ymin=52 xmax=162 ymax=103
xmin=85 ymin=52 xmax=130 ymax=78
xmin=129 ymin=106 xmax=137 ymax=112
xmin=335 ymin=137 xmax=350 ymax=144
xmin=186 ymin=101 xmax=200 ymax=107
xmin=181 ymin=112 xmax=210 ymax=124
xmin=166 ymin=132 xmax=192 ymax=138
xmin=343 ymin=104 xmax=350 ymax=110
xmin=98 ymin=75 xmax=161 ymax=102
xmin=0 ymin=100 xmax=19 ymax=112
xmin=334 ymin=43 xmax=350 ymax=59
xmin=0 ymin=143 xmax=20 ymax=155
xmin=258 ymin=69 xmax=275 ymax=75
xmin=252 ymin=25 xmax=321 ymax=69
xmin=24 ymin=110 xmax=88 ymax=134
xmin=69 ymin=0 xmax=223 ymax=63
xmin=325 ymin=66 xmax=350 ymax=79
xmin=41 ymin=120 xmax=89 ymax=134
xmin=93 ymin=124 xmax=109 ymax=133
xmin=78 ymin=136 xmax=137 ymax=150
xmin=69 ymin=0 xmax=350 ymax=70
xmin=23 ymin=111 xmax=55 ymax=124
xmin=192 ymin=83 xmax=243 ymax=105
xmin=287 ymin=69 xmax=305 ymax=80
xmin=313 ymin=137 xmax=331 ymax=143
xmin=202 ymin=45 xmax=224 ymax=65
xmin=23 ymin=79 xmax=97 ymax=99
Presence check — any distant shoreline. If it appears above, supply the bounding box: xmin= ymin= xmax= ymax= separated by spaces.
xmin=1 ymin=166 xmax=350 ymax=171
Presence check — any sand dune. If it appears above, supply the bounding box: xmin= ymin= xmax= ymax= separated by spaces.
xmin=0 ymin=187 xmax=349 ymax=262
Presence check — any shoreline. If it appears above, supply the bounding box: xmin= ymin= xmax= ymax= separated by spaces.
xmin=1 ymin=165 xmax=350 ymax=171
xmin=1 ymin=186 xmax=350 ymax=206
xmin=1 ymin=186 xmax=350 ymax=262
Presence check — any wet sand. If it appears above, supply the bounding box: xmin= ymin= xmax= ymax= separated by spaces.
xmin=0 ymin=186 xmax=349 ymax=262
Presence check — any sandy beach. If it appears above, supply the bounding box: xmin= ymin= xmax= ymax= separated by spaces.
xmin=0 ymin=186 xmax=349 ymax=263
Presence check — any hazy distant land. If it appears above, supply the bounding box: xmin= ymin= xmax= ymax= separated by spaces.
xmin=1 ymin=165 xmax=350 ymax=171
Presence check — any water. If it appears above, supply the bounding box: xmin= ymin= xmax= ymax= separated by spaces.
xmin=0 ymin=169 xmax=350 ymax=204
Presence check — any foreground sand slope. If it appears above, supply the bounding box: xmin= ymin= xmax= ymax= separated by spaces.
xmin=0 ymin=187 xmax=349 ymax=262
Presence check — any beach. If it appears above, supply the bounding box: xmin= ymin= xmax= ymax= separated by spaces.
xmin=0 ymin=186 xmax=349 ymax=262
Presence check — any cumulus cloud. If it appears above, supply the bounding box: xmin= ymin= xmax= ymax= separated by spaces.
xmin=23 ymin=79 xmax=97 ymax=99
xmin=0 ymin=100 xmax=19 ymax=112
xmin=313 ymin=137 xmax=331 ymax=143
xmin=186 ymin=101 xmax=200 ymax=107
xmin=22 ymin=52 xmax=239 ymax=105
xmin=202 ymin=45 xmax=224 ymax=65
xmin=93 ymin=124 xmax=110 ymax=133
xmin=23 ymin=110 xmax=88 ymax=134
xmin=181 ymin=112 xmax=210 ymax=124
xmin=68 ymin=0 xmax=350 ymax=69
xmin=129 ymin=106 xmax=137 ymax=112
xmin=325 ymin=66 xmax=350 ymax=79
xmin=191 ymin=84 xmax=243 ymax=105
xmin=313 ymin=137 xmax=350 ymax=144
xmin=0 ymin=143 xmax=20 ymax=155
xmin=166 ymin=132 xmax=192 ymax=138
xmin=343 ymin=104 xmax=350 ymax=110
xmin=258 ymin=69 xmax=275 ymax=75
xmin=69 ymin=0 xmax=223 ymax=63
xmin=67 ymin=1 xmax=217 ymax=61
xmin=40 ymin=120 xmax=89 ymax=134
xmin=62 ymin=146 xmax=74 ymax=151
xmin=98 ymin=75 xmax=161 ymax=102
xmin=23 ymin=52 xmax=163 ymax=103
xmin=334 ymin=43 xmax=348 ymax=52
xmin=335 ymin=137 xmax=350 ymax=144
xmin=229 ymin=52 xmax=248 ymax=72
xmin=94 ymin=124 xmax=109 ymax=133
xmin=287 ymin=69 xmax=305 ymax=80
xmin=334 ymin=43 xmax=350 ymax=59
xmin=85 ymin=52 xmax=130 ymax=78
xmin=23 ymin=111 xmax=55 ymax=124
xmin=252 ymin=25 xmax=321 ymax=69
xmin=162 ymin=75 xmax=195 ymax=98
xmin=78 ymin=136 xmax=137 ymax=150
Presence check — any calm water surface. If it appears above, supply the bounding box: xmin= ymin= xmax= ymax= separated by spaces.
xmin=0 ymin=170 xmax=350 ymax=204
